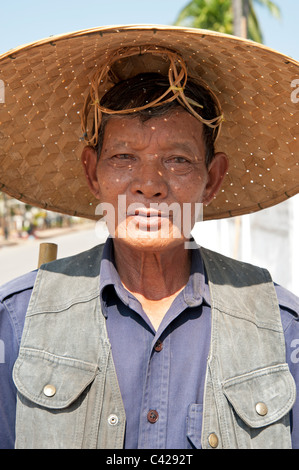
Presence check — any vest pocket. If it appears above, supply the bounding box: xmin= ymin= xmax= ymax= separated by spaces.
xmin=13 ymin=347 xmax=98 ymax=409
xmin=13 ymin=347 xmax=99 ymax=448
xmin=222 ymin=364 xmax=296 ymax=429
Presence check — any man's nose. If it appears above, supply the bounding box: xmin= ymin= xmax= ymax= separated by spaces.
xmin=130 ymin=160 xmax=168 ymax=199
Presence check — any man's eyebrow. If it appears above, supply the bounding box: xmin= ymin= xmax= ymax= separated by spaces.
xmin=163 ymin=141 xmax=197 ymax=153
xmin=104 ymin=139 xmax=140 ymax=149
xmin=109 ymin=139 xmax=199 ymax=150
xmin=159 ymin=139 xmax=206 ymax=159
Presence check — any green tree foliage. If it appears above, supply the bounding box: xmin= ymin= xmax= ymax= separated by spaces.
xmin=175 ymin=0 xmax=281 ymax=43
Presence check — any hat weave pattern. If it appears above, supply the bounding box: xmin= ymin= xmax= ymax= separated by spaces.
xmin=0 ymin=25 xmax=298 ymax=220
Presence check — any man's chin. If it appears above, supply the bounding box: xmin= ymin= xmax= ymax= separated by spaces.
xmin=112 ymin=226 xmax=188 ymax=251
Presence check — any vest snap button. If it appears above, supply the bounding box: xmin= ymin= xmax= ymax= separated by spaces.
xmin=43 ymin=384 xmax=56 ymax=397
xmin=208 ymin=432 xmax=219 ymax=448
xmin=108 ymin=414 xmax=119 ymax=426
xmin=256 ymin=402 xmax=268 ymax=416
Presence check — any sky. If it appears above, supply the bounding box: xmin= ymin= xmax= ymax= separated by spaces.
xmin=0 ymin=0 xmax=298 ymax=60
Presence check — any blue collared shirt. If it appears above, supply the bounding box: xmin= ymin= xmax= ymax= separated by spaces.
xmin=1 ymin=237 xmax=299 ymax=449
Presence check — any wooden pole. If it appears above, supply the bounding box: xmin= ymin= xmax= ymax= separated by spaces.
xmin=38 ymin=243 xmax=58 ymax=268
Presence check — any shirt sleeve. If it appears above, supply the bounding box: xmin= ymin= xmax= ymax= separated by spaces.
xmin=275 ymin=283 xmax=299 ymax=448
xmin=0 ymin=271 xmax=36 ymax=449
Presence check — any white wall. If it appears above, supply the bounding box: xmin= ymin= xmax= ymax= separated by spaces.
xmin=192 ymin=194 xmax=299 ymax=297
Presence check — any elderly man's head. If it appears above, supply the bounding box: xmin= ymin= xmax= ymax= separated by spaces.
xmin=82 ymin=73 xmax=228 ymax=249
xmin=94 ymin=73 xmax=220 ymax=168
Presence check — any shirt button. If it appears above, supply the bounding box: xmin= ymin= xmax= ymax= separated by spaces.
xmin=256 ymin=402 xmax=268 ymax=416
xmin=208 ymin=433 xmax=219 ymax=448
xmin=154 ymin=340 xmax=163 ymax=352
xmin=43 ymin=384 xmax=56 ymax=397
xmin=147 ymin=409 xmax=159 ymax=423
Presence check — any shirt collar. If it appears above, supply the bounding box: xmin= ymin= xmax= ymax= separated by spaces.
xmin=99 ymin=237 xmax=131 ymax=315
xmin=183 ymin=245 xmax=211 ymax=307
xmin=99 ymin=237 xmax=211 ymax=317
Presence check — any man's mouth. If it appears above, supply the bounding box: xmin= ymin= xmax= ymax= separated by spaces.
xmin=128 ymin=208 xmax=165 ymax=217
xmin=127 ymin=208 xmax=170 ymax=230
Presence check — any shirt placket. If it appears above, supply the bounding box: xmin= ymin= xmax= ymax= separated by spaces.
xmin=138 ymin=332 xmax=171 ymax=449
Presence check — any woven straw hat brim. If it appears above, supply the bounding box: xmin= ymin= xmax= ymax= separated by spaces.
xmin=0 ymin=24 xmax=298 ymax=221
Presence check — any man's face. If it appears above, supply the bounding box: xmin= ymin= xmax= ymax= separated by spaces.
xmin=83 ymin=109 xmax=227 ymax=251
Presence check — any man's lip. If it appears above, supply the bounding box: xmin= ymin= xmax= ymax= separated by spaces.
xmin=127 ymin=209 xmax=167 ymax=217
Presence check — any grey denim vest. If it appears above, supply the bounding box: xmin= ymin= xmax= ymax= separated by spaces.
xmin=13 ymin=244 xmax=296 ymax=449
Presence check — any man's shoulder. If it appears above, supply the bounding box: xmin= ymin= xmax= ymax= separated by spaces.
xmin=274 ymin=283 xmax=299 ymax=327
xmin=0 ymin=270 xmax=37 ymax=303
xmin=199 ymin=246 xmax=299 ymax=318
xmin=0 ymin=271 xmax=38 ymax=347
xmin=0 ymin=242 xmax=106 ymax=306
xmin=39 ymin=243 xmax=106 ymax=276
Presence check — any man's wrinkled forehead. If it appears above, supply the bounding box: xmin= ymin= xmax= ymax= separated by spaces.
xmin=99 ymin=110 xmax=206 ymax=158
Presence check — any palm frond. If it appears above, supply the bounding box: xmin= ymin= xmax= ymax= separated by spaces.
xmin=173 ymin=1 xmax=194 ymax=25
xmin=248 ymin=1 xmax=263 ymax=42
xmin=253 ymin=0 xmax=281 ymax=19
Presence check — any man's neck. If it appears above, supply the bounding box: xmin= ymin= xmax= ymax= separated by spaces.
xmin=112 ymin=240 xmax=191 ymax=329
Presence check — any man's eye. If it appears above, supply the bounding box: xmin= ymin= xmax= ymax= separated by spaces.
xmin=112 ymin=154 xmax=134 ymax=160
xmin=166 ymin=156 xmax=191 ymax=164
xmin=109 ymin=154 xmax=137 ymax=166
xmin=165 ymin=156 xmax=194 ymax=174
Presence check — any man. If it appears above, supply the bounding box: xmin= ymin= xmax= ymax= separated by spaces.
xmin=0 ymin=26 xmax=299 ymax=449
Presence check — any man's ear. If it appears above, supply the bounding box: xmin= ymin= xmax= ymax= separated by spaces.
xmin=202 ymin=152 xmax=229 ymax=206
xmin=81 ymin=146 xmax=101 ymax=199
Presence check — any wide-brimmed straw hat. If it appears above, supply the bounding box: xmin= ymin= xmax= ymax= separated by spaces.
xmin=0 ymin=24 xmax=298 ymax=221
